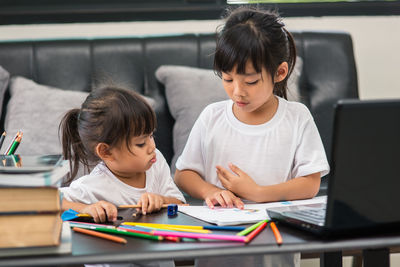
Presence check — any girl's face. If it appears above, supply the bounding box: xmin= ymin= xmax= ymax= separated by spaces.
xmin=221 ymin=60 xmax=287 ymax=123
xmin=108 ymin=133 xmax=157 ymax=179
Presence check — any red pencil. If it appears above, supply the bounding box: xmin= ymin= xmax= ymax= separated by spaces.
xmin=270 ymin=222 xmax=283 ymax=245
xmin=244 ymin=221 xmax=267 ymax=243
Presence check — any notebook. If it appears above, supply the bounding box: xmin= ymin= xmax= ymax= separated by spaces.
xmin=267 ymin=99 xmax=400 ymax=236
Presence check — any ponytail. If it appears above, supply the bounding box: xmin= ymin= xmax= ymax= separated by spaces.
xmin=273 ymin=28 xmax=297 ymax=100
xmin=59 ymin=109 xmax=89 ymax=185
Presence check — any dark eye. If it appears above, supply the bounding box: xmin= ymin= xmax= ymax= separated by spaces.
xmin=136 ymin=143 xmax=145 ymax=148
xmin=246 ymin=80 xmax=259 ymax=85
xmin=223 ymin=79 xmax=233 ymax=83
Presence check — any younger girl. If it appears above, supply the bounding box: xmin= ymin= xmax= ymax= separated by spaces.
xmin=59 ymin=87 xmax=185 ymax=225
xmin=174 ymin=6 xmax=329 ymax=267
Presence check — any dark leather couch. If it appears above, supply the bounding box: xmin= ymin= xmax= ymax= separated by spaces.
xmin=0 ymin=31 xmax=358 ymax=192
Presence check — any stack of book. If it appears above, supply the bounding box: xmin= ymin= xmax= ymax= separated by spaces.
xmin=0 ymin=154 xmax=70 ymax=251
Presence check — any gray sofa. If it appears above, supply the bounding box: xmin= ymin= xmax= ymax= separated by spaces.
xmin=0 ymin=31 xmax=358 ymax=193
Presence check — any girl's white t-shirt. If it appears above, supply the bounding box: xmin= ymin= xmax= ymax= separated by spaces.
xmin=60 ymin=149 xmax=185 ymax=205
xmin=176 ymin=97 xmax=330 ymax=189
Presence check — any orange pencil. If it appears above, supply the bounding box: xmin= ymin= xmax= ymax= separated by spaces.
xmin=270 ymin=222 xmax=283 ymax=245
xmin=73 ymin=227 xmax=127 ymax=244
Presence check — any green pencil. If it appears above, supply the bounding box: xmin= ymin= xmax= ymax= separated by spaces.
xmin=7 ymin=138 xmax=20 ymax=155
xmin=95 ymin=227 xmax=163 ymax=241
xmin=237 ymin=219 xmax=268 ymax=236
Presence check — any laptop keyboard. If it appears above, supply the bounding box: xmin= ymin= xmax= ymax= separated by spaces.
xmin=283 ymin=208 xmax=326 ymax=226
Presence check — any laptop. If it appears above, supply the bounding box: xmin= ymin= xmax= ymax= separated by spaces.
xmin=267 ymin=99 xmax=400 ymax=236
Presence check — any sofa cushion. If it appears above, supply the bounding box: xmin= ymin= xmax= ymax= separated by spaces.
xmin=155 ymin=59 xmax=303 ymax=173
xmin=3 ymin=76 xmax=155 ymax=158
xmin=3 ymin=76 xmax=89 ymax=156
xmin=0 ymin=65 xmax=10 ymax=121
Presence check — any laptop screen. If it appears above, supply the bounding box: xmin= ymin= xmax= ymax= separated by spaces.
xmin=326 ymin=99 xmax=400 ymax=230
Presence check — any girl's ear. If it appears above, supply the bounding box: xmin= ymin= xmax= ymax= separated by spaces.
xmin=274 ymin=62 xmax=289 ymax=83
xmin=95 ymin=143 xmax=113 ymax=161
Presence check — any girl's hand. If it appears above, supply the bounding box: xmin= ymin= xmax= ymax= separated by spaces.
xmin=137 ymin=193 xmax=164 ymax=215
xmin=204 ymin=188 xmax=244 ymax=209
xmin=216 ymin=163 xmax=260 ymax=200
xmin=81 ymin=200 xmax=118 ymax=223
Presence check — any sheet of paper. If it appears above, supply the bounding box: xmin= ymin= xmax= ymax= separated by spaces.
xmin=178 ymin=196 xmax=327 ymax=226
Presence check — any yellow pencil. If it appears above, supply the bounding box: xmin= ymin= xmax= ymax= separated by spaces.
xmin=154 ymin=226 xmax=211 ymax=234
xmin=121 ymin=222 xmax=211 ymax=233
xmin=122 ymin=222 xmax=202 ymax=230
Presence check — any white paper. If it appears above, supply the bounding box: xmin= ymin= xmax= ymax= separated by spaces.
xmin=178 ymin=196 xmax=327 ymax=226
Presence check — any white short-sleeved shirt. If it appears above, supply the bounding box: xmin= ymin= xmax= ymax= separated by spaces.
xmin=60 ymin=149 xmax=185 ymax=205
xmin=176 ymin=98 xmax=329 ymax=189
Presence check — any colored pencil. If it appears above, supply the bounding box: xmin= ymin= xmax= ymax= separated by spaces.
xmin=270 ymin=222 xmax=283 ymax=245
xmin=123 ymin=223 xmax=210 ymax=233
xmin=4 ymin=131 xmax=19 ymax=155
xmin=118 ymin=203 xmax=189 ymax=209
xmin=122 ymin=224 xmax=178 ymax=233
xmin=73 ymin=227 xmax=127 ymax=244
xmin=237 ymin=219 xmax=268 ymax=236
xmin=7 ymin=132 xmax=22 ymax=155
xmin=0 ymin=131 xmax=6 ymax=151
xmin=69 ymin=221 xmax=116 ymax=229
xmin=118 ymin=227 xmax=157 ymax=235
xmin=121 ymin=222 xmax=244 ymax=232
xmin=119 ymin=226 xmax=180 ymax=242
xmin=122 ymin=222 xmax=209 ymax=231
xmin=203 ymin=225 xmax=246 ymax=231
xmin=152 ymin=230 xmax=247 ymax=242
xmin=244 ymin=221 xmax=267 ymax=243
xmin=95 ymin=227 xmax=163 ymax=241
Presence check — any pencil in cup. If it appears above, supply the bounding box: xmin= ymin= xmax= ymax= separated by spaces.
xmin=0 ymin=131 xmax=6 ymax=151
xmin=73 ymin=227 xmax=127 ymax=244
xmin=4 ymin=131 xmax=20 ymax=155
xmin=7 ymin=132 xmax=23 ymax=155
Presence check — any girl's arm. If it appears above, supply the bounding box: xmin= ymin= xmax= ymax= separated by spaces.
xmin=175 ymin=169 xmax=244 ymax=208
xmin=161 ymin=195 xmax=184 ymax=204
xmin=252 ymin=173 xmax=321 ymax=202
xmin=137 ymin=193 xmax=184 ymax=215
xmin=217 ymin=163 xmax=321 ymax=202
xmin=62 ymin=199 xmax=118 ymax=223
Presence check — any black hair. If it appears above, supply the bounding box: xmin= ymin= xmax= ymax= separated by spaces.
xmin=59 ymin=87 xmax=156 ymax=184
xmin=214 ymin=6 xmax=297 ymax=99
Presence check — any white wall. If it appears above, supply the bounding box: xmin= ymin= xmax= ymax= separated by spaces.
xmin=0 ymin=16 xmax=399 ymax=99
